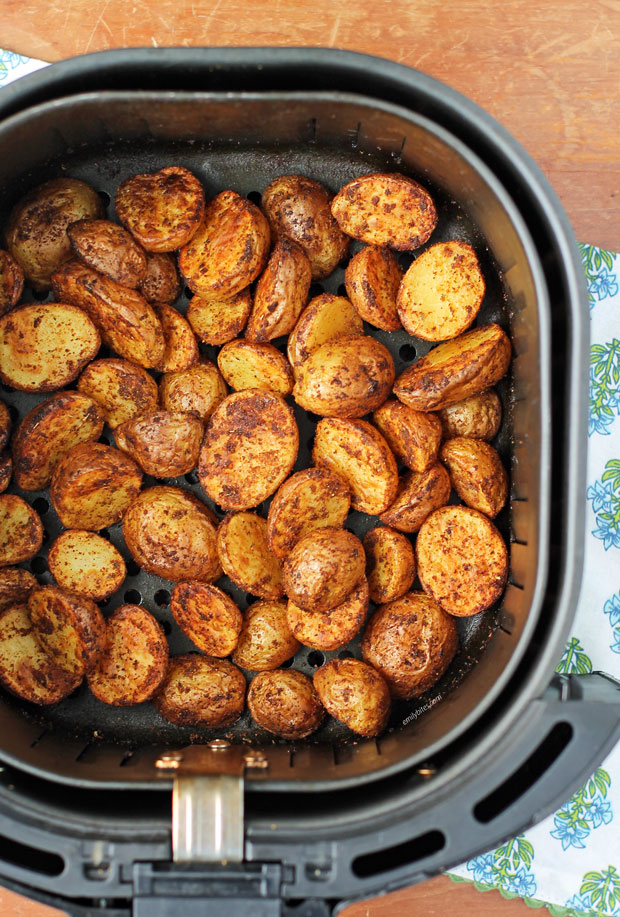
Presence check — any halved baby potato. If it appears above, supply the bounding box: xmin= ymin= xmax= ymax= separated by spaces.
xmin=115 ymin=410 xmax=204 ymax=478
xmin=28 ymin=585 xmax=106 ymax=679
xmin=78 ymin=358 xmax=159 ymax=429
xmin=0 ymin=495 xmax=43 ymax=566
xmin=247 ymin=669 xmax=325 ymax=739
xmin=217 ymin=512 xmax=283 ymax=600
xmin=287 ymin=293 xmax=363 ymax=375
xmin=380 ymin=463 xmax=451 ymax=533
xmin=217 ymin=340 xmax=293 ymax=396
xmin=363 ymin=527 xmax=416 ymax=605
xmin=314 ymin=657 xmax=390 ymax=737
xmin=68 ymin=219 xmax=147 ymax=288
xmin=440 ymin=436 xmax=508 ymax=518
xmin=286 ymin=578 xmax=369 ymax=651
xmin=0 ymin=567 xmax=37 ymax=612
xmin=159 ymin=359 xmax=227 ymax=422
xmin=186 ymin=289 xmax=252 ymax=346
xmin=154 ymin=303 xmax=198 ymax=373
xmin=245 ymin=239 xmax=312 ymax=341
xmin=170 ymin=582 xmax=242 ymax=657
xmin=233 ymin=600 xmax=300 ymax=671
xmin=139 ymin=252 xmax=181 ymax=304
xmin=48 ymin=530 xmax=126 ymax=602
xmin=0 ymin=452 xmax=12 ymax=493
xmin=0 ymin=400 xmax=10 ymax=452
xmin=373 ymin=400 xmax=442 ymax=473
xmin=0 ymin=249 xmax=24 ymax=317
xmin=267 ymin=467 xmax=350 ymax=560
xmin=437 ymin=389 xmax=502 ymax=441
xmin=344 ymin=245 xmax=403 ymax=331
xmin=115 ymin=166 xmax=205 ymax=252
xmin=154 ymin=654 xmax=246 ymax=727
xmin=282 ymin=527 xmax=365 ymax=614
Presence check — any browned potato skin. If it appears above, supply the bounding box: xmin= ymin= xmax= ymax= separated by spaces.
xmin=0 ymin=452 xmax=11 ymax=493
xmin=28 ymin=585 xmax=106 ymax=678
xmin=154 ymin=654 xmax=246 ymax=727
xmin=217 ymin=513 xmax=284 ymax=600
xmin=331 ymin=173 xmax=437 ymax=251
xmin=77 ymin=358 xmax=159 ymax=429
xmin=217 ymin=340 xmax=293 ymax=396
xmin=48 ymin=530 xmax=126 ymax=602
xmin=362 ymin=591 xmax=458 ymax=699
xmin=245 ymin=239 xmax=312 ymax=341
xmin=282 ymin=527 xmax=365 ymax=613
xmin=122 ymin=486 xmax=220 ymax=583
xmin=12 ymin=391 xmax=104 ymax=491
xmin=0 ymin=400 xmax=10 ymax=452
xmin=0 ymin=495 xmax=43 ymax=566
xmin=261 ymin=175 xmax=349 ymax=280
xmin=5 ymin=178 xmax=104 ymax=290
xmin=159 ymin=359 xmax=227 ymax=422
xmin=363 ymin=527 xmax=416 ymax=604
xmin=115 ymin=410 xmax=204 ymax=478
xmin=187 ymin=289 xmax=252 ymax=346
xmin=233 ymin=601 xmax=300 ymax=671
xmin=179 ymin=190 xmax=270 ymax=299
xmin=247 ymin=669 xmax=325 ymax=739
xmin=287 ymin=293 xmax=364 ymax=374
xmin=170 ymin=582 xmax=242 ymax=657
xmin=416 ymin=505 xmax=508 ymax=617
xmin=0 ymin=250 xmax=24 ymax=316
xmin=394 ymin=323 xmax=511 ymax=412
xmin=380 ymin=463 xmax=451 ymax=533
xmin=314 ymin=658 xmax=390 ymax=737
xmin=0 ymin=567 xmax=37 ymax=612
xmin=115 ymin=166 xmax=205 ymax=252
xmin=438 ymin=389 xmax=502 ymax=441
xmin=293 ymin=335 xmax=395 ymax=418
xmin=267 ymin=467 xmax=350 ymax=560
xmin=68 ymin=219 xmax=147 ymax=287
xmin=287 ymin=578 xmax=369 ymax=651
xmin=440 ymin=437 xmax=508 ymax=518
xmin=139 ymin=252 xmax=181 ymax=303
xmin=373 ymin=400 xmax=442 ymax=473
xmin=154 ymin=303 xmax=199 ymax=373
xmin=345 ymin=246 xmax=403 ymax=331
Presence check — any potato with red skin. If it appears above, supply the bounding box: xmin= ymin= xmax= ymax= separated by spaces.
xmin=440 ymin=437 xmax=508 ymax=518
xmin=373 ymin=400 xmax=442 ymax=473
xmin=233 ymin=601 xmax=300 ymax=671
xmin=314 ymin=658 xmax=390 ymax=737
xmin=28 ymin=585 xmax=106 ymax=679
xmin=78 ymin=358 xmax=159 ymax=429
xmin=248 ymin=669 xmax=325 ymax=739
xmin=154 ymin=654 xmax=246 ymax=727
xmin=245 ymin=238 xmax=311 ymax=342
xmin=287 ymin=578 xmax=369 ymax=651
xmin=438 ymin=389 xmax=502 ymax=441
xmin=159 ymin=360 xmax=227 ymax=422
xmin=287 ymin=293 xmax=363 ymax=375
xmin=0 ymin=567 xmax=37 ymax=612
xmin=187 ymin=289 xmax=252 ymax=346
xmin=282 ymin=527 xmax=365 ymax=614
xmin=68 ymin=219 xmax=147 ymax=287
xmin=267 ymin=467 xmax=350 ymax=560
xmin=154 ymin=303 xmax=198 ymax=373
xmin=217 ymin=513 xmax=284 ymax=600
xmin=380 ymin=464 xmax=451 ymax=533
xmin=139 ymin=252 xmax=181 ymax=303
xmin=0 ymin=495 xmax=43 ymax=566
xmin=115 ymin=410 xmax=204 ymax=478
xmin=344 ymin=245 xmax=403 ymax=330
xmin=363 ymin=527 xmax=416 ymax=604
xmin=0 ymin=250 xmax=24 ymax=316
xmin=170 ymin=582 xmax=242 ymax=657
xmin=115 ymin=166 xmax=205 ymax=252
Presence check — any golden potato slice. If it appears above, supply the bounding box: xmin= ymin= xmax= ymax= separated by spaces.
xmin=186 ymin=289 xmax=252 ymax=346
xmin=282 ymin=527 xmax=365 ymax=613
xmin=0 ymin=250 xmax=24 ymax=317
xmin=115 ymin=166 xmax=205 ymax=252
xmin=50 ymin=442 xmax=142 ymax=531
xmin=0 ymin=303 xmax=100 ymax=393
xmin=363 ymin=527 xmax=416 ymax=604
xmin=416 ymin=505 xmax=508 ymax=617
xmin=373 ymin=400 xmax=442 ymax=473
xmin=286 ymin=578 xmax=369 ymax=651
xmin=232 ymin=601 xmax=300 ymax=671
xmin=0 ymin=495 xmax=43 ymax=566
xmin=77 ymin=358 xmax=159 ymax=429
xmin=362 ymin=591 xmax=458 ymax=699
xmin=179 ymin=190 xmax=270 ymax=298
xmin=247 ymin=669 xmax=324 ymax=739
xmin=154 ymin=303 xmax=198 ymax=373
xmin=115 ymin=410 xmax=203 ymax=478
xmin=261 ymin=175 xmax=349 ymax=280
xmin=199 ymin=390 xmax=298 ymax=511
xmin=87 ymin=605 xmax=168 ymax=705
xmin=51 ymin=260 xmax=164 ymax=370
xmin=287 ymin=293 xmax=364 ymax=375
xmin=122 ymin=486 xmax=220 ymax=582
xmin=245 ymin=239 xmax=311 ymax=341
xmin=0 ymin=452 xmax=11 ymax=493
xmin=217 ymin=340 xmax=293 ymax=396
xmin=331 ymin=172 xmax=437 ymax=251
xmin=0 ymin=603 xmax=81 ymax=705
xmin=380 ymin=464 xmax=451 ymax=533
xmin=0 ymin=567 xmax=37 ymax=612
xmin=313 ymin=418 xmax=398 ymax=515
xmin=153 ymin=654 xmax=245 ymax=727
xmin=48 ymin=530 xmax=126 ymax=602
xmin=0 ymin=400 xmax=10 ymax=452
xmin=170 ymin=582 xmax=242 ymax=656
xmin=314 ymin=658 xmax=390 ymax=737
xmin=68 ymin=219 xmax=147 ymax=288
xmin=344 ymin=246 xmax=403 ymax=331
xmin=394 ymin=323 xmax=511 ymax=412
xmin=438 ymin=389 xmax=502 ymax=441
xmin=217 ymin=513 xmax=283 ymax=600
xmin=5 ymin=178 xmax=104 ymax=291
xmin=440 ymin=437 xmax=508 ymax=518
xmin=267 ymin=467 xmax=350 ymax=560
xmin=28 ymin=585 xmax=106 ymax=678
xmin=293 ymin=335 xmax=394 ymax=418
xmin=159 ymin=359 xmax=227 ymax=422
xmin=139 ymin=252 xmax=181 ymax=303
xmin=12 ymin=391 xmax=105 ymax=491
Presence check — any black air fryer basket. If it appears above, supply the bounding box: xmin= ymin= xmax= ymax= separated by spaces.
xmin=0 ymin=48 xmax=619 ymax=917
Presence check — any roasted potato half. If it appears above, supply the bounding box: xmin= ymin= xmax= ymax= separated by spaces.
xmin=28 ymin=586 xmax=106 ymax=679
xmin=0 ymin=452 xmax=12 ymax=494
xmin=159 ymin=359 xmax=227 ymax=422
xmin=287 ymin=578 xmax=369 ymax=651
xmin=247 ymin=669 xmax=325 ymax=739
xmin=48 ymin=530 xmax=126 ymax=602
xmin=68 ymin=219 xmax=147 ymax=288
xmin=0 ymin=495 xmax=43 ymax=566
xmin=217 ymin=340 xmax=293 ymax=396
xmin=440 ymin=437 xmax=508 ymax=518
xmin=373 ymin=400 xmax=442 ymax=473
xmin=0 ymin=567 xmax=37 ymax=613
xmin=380 ymin=463 xmax=451 ymax=533
xmin=438 ymin=389 xmax=502 ymax=441
xmin=186 ymin=289 xmax=252 ymax=346
xmin=115 ymin=410 xmax=204 ymax=478
xmin=154 ymin=654 xmax=246 ymax=727
xmin=233 ymin=601 xmax=300 ymax=671
xmin=217 ymin=513 xmax=284 ymax=600
xmin=170 ymin=582 xmax=242 ymax=657
xmin=282 ymin=527 xmax=365 ymax=613
xmin=77 ymin=358 xmax=159 ymax=429
xmin=154 ymin=303 xmax=198 ymax=373
xmin=139 ymin=252 xmax=181 ymax=304
xmin=314 ymin=658 xmax=390 ymax=737
xmin=287 ymin=293 xmax=363 ymax=375
xmin=267 ymin=467 xmax=350 ymax=560
xmin=115 ymin=166 xmax=205 ymax=252
xmin=363 ymin=527 xmax=416 ymax=605
xmin=245 ymin=239 xmax=312 ymax=341
xmin=344 ymin=246 xmax=403 ymax=331
xmin=0 ymin=249 xmax=24 ymax=317
xmin=0 ymin=400 xmax=10 ymax=452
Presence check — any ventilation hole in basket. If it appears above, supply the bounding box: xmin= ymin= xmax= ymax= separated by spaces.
xmin=124 ymin=589 xmax=142 ymax=605
xmin=41 ymin=529 xmax=50 ymax=544
xmin=280 ymin=656 xmax=295 ymax=669
xmin=309 ymin=283 xmax=324 ymax=298
xmin=97 ymin=190 xmax=111 ymax=207
xmin=399 ymin=343 xmax=417 ymax=362
xmin=30 ymin=556 xmax=47 ymax=575
xmin=97 ymin=345 xmax=112 ymax=359
xmin=99 ymin=529 xmax=111 ymax=542
xmin=184 ymin=286 xmax=194 ymax=300
xmin=184 ymin=471 xmax=199 ymax=485
xmin=246 ymin=190 xmax=262 ymax=206
xmin=0 ymin=833 xmax=64 ymax=877
xmin=337 ymin=284 xmax=347 ymax=297
xmin=126 ymin=560 xmax=141 ymax=577
xmin=338 ymin=256 xmax=350 ymax=271
xmin=154 ymin=589 xmax=170 ymax=607
xmin=97 ymin=598 xmax=110 ymax=610
xmin=307 ymin=651 xmax=325 ymax=668
xmin=31 ymin=288 xmax=49 ymax=302
xmin=32 ymin=497 xmax=49 ymax=515
xmin=338 ymin=649 xmax=354 ymax=660
xmin=352 ymin=830 xmax=445 ymax=878
xmin=99 ymin=434 xmax=111 ymax=446
xmin=161 ymin=620 xmax=172 ymax=636
xmin=0 ymin=382 xmax=14 ymax=394
xmin=8 ymin=404 xmax=19 ymax=424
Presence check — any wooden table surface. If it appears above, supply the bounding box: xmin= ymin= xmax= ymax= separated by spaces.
xmin=1 ymin=1 xmax=619 ymax=915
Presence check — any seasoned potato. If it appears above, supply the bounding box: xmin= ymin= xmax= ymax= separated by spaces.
xmin=313 ymin=418 xmax=398 ymax=515
xmin=87 ymin=605 xmax=168 ymax=705
xmin=245 ymin=239 xmax=312 ymax=341
xmin=287 ymin=293 xmax=364 ymax=375
xmin=217 ymin=340 xmax=293 ymax=396
xmin=122 ymin=486 xmax=220 ymax=582
xmin=362 ymin=591 xmax=458 ymax=699
xmin=233 ymin=601 xmax=300 ymax=671
xmin=68 ymin=219 xmax=147 ymax=287
xmin=170 ymin=582 xmax=242 ymax=657
xmin=139 ymin=252 xmax=181 ymax=304
xmin=416 ymin=505 xmax=508 ymax=616
xmin=0 ymin=250 xmax=24 ymax=316
xmin=363 ymin=527 xmax=416 ymax=604
xmin=51 ymin=260 xmax=165 ymax=370
xmin=199 ymin=390 xmax=298 ymax=511
xmin=247 ymin=669 xmax=325 ymax=739
xmin=287 ymin=578 xmax=369 ymax=651
xmin=12 ymin=391 xmax=104 ymax=491
xmin=154 ymin=654 xmax=245 ymax=727
xmin=344 ymin=246 xmax=403 ymax=331
xmin=261 ymin=175 xmax=349 ymax=280
xmin=293 ymin=335 xmax=394 ymax=418
xmin=282 ymin=527 xmax=365 ymax=613
xmin=179 ymin=190 xmax=270 ymax=298
xmin=438 ymin=389 xmax=502 ymax=441
xmin=217 ymin=513 xmax=283 ymax=600
xmin=380 ymin=463 xmax=451 ymax=533
xmin=394 ymin=323 xmax=511 ymax=411
xmin=0 ymin=303 xmax=100 ymax=393
xmin=5 ymin=178 xmax=104 ymax=290
xmin=187 ymin=289 xmax=252 ymax=345
xmin=0 ymin=452 xmax=11 ymax=493
xmin=267 ymin=467 xmax=350 ymax=560
xmin=159 ymin=359 xmax=227 ymax=422
xmin=115 ymin=410 xmax=203 ymax=478
xmin=50 ymin=442 xmax=142 ymax=531
xmin=115 ymin=166 xmax=205 ymax=252
xmin=0 ymin=567 xmax=37 ymax=612
xmin=28 ymin=585 xmax=106 ymax=678
xmin=314 ymin=658 xmax=390 ymax=737
xmin=77 ymin=358 xmax=159 ymax=429
xmin=373 ymin=400 xmax=442 ymax=473
xmin=331 ymin=172 xmax=437 ymax=251
xmin=48 ymin=530 xmax=126 ymax=602
xmin=0 ymin=495 xmax=43 ymax=566
xmin=154 ymin=303 xmax=198 ymax=373
xmin=0 ymin=400 xmax=10 ymax=452
xmin=440 ymin=437 xmax=508 ymax=518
